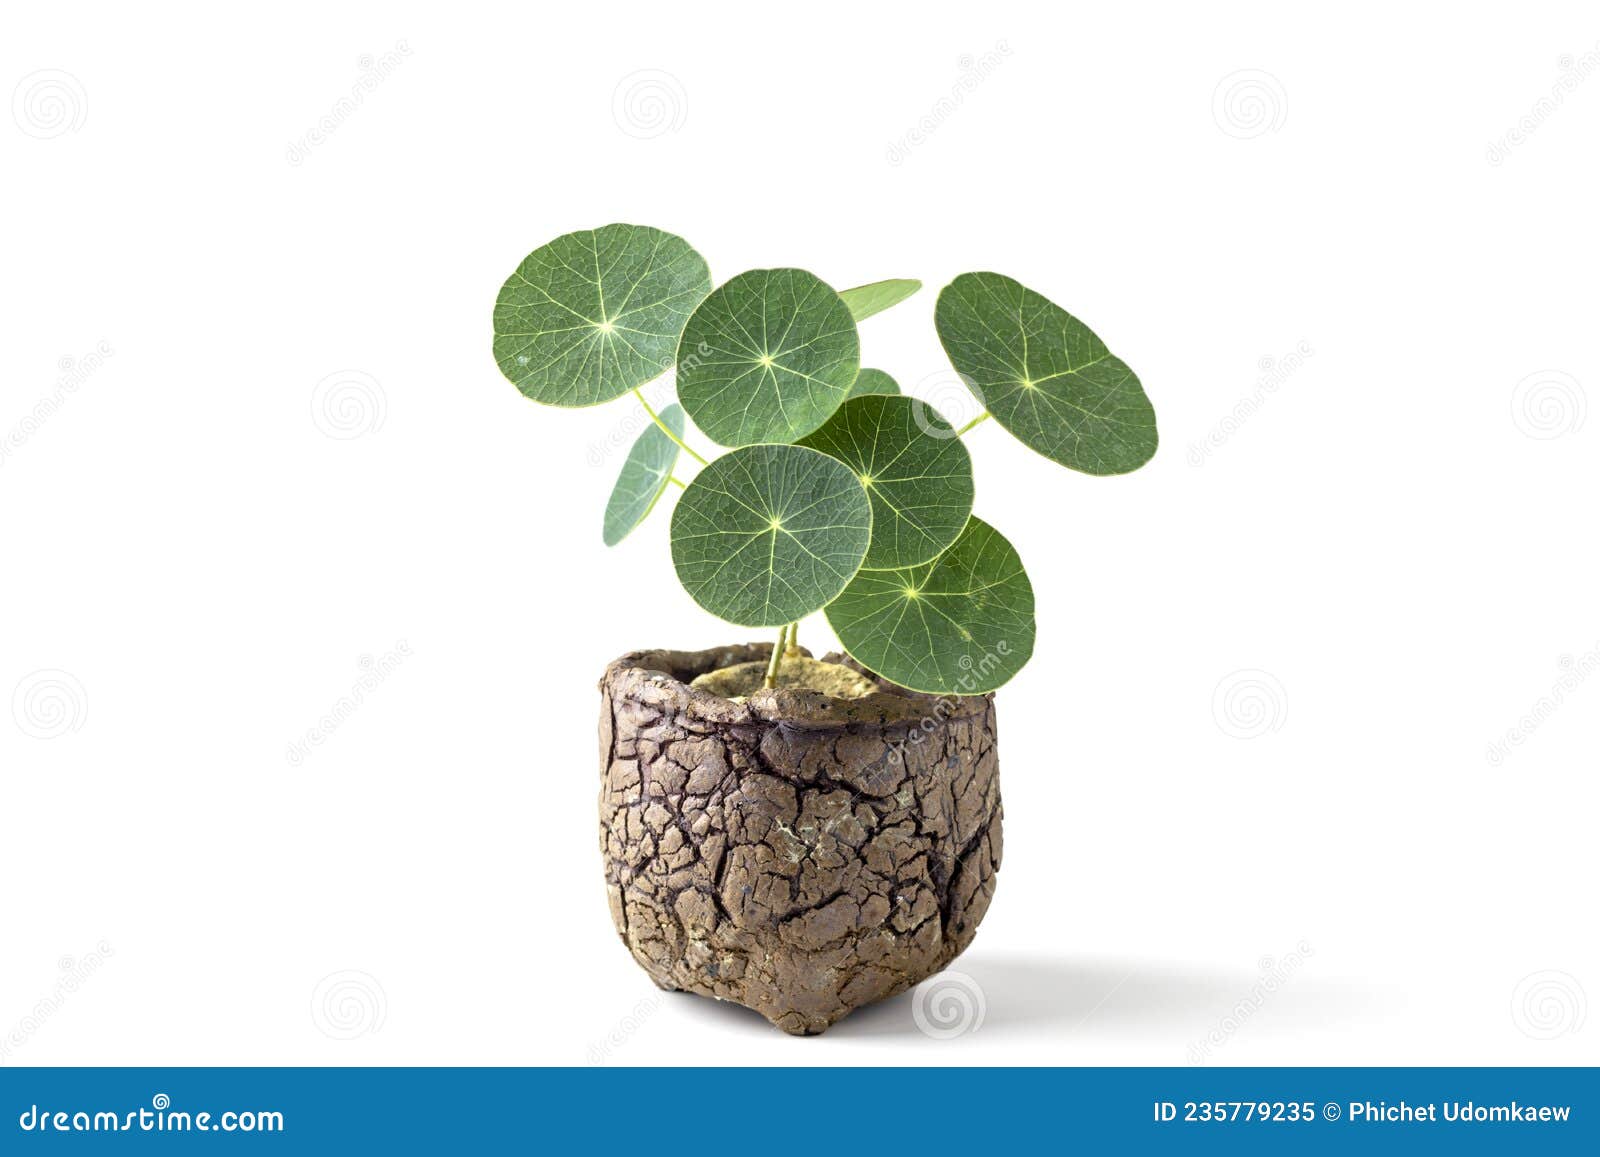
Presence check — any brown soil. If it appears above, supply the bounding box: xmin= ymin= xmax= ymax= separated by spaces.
xmin=598 ymin=642 xmax=1002 ymax=1035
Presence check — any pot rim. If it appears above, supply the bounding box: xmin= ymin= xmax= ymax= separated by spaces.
xmin=601 ymin=643 xmax=991 ymax=731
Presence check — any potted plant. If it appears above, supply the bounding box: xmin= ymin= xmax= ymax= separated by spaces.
xmin=492 ymin=224 xmax=1158 ymax=1034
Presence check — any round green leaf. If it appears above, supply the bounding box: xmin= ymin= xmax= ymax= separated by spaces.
xmin=670 ymin=444 xmax=871 ymax=627
xmin=825 ymin=516 xmax=1034 ymax=694
xmin=935 ymin=272 xmax=1157 ymax=475
xmin=493 ymin=224 xmax=711 ymax=407
xmin=677 ymin=268 xmax=859 ymax=447
xmin=798 ymin=395 xmax=973 ymax=569
xmin=846 ymin=367 xmax=901 ymax=399
xmin=838 ymin=278 xmax=922 ymax=323
xmin=603 ymin=403 xmax=683 ymax=546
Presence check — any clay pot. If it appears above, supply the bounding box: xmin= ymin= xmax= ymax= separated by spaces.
xmin=597 ymin=643 xmax=1002 ymax=1035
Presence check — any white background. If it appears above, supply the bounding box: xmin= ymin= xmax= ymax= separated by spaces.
xmin=3 ymin=2 xmax=1596 ymax=1067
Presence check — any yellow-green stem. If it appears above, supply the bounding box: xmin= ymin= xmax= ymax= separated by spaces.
xmin=956 ymin=411 xmax=991 ymax=437
xmin=763 ymin=624 xmax=790 ymax=688
xmin=634 ymin=387 xmax=709 ymax=466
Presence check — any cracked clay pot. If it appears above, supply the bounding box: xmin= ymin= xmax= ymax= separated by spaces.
xmin=598 ymin=642 xmax=1002 ymax=1035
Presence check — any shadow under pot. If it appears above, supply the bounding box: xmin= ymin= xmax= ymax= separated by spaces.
xmin=597 ymin=642 xmax=1002 ymax=1035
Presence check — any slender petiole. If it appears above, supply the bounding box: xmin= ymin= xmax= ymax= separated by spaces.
xmin=764 ymin=623 xmax=789 ymax=688
xmin=634 ymin=387 xmax=708 ymax=465
xmin=956 ymin=411 xmax=991 ymax=437
xmin=666 ymin=475 xmax=687 ymax=489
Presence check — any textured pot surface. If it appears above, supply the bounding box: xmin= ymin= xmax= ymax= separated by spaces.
xmin=598 ymin=643 xmax=1002 ymax=1035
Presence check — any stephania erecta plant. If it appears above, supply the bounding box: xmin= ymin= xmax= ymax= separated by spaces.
xmin=491 ymin=223 xmax=1158 ymax=695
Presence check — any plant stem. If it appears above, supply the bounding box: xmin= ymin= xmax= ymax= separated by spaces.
xmin=763 ymin=624 xmax=789 ymax=688
xmin=634 ymin=388 xmax=708 ymax=466
xmin=785 ymin=621 xmax=800 ymax=657
xmin=956 ymin=411 xmax=991 ymax=437
xmin=666 ymin=475 xmax=686 ymax=488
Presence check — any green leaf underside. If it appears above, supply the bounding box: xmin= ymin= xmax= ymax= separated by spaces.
xmin=603 ymin=403 xmax=684 ymax=547
xmin=671 ymin=444 xmax=871 ymax=627
xmin=935 ymin=272 xmax=1157 ymax=475
xmin=846 ymin=367 xmax=901 ymax=399
xmin=677 ymin=269 xmax=860 ymax=447
xmin=494 ymin=224 xmax=711 ymax=407
xmin=798 ymin=395 xmax=973 ymax=570
xmin=838 ymin=278 xmax=923 ymax=323
xmin=826 ymin=516 xmax=1034 ymax=695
